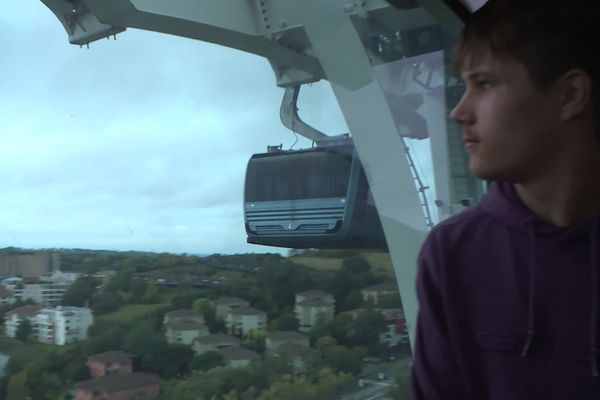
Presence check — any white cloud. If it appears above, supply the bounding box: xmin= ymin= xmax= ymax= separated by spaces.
xmin=0 ymin=2 xmax=350 ymax=255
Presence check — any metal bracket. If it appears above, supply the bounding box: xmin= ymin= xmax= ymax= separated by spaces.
xmin=279 ymin=85 xmax=327 ymax=142
xmin=41 ymin=0 xmax=125 ymax=46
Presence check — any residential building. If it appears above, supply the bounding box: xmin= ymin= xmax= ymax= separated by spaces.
xmin=272 ymin=341 xmax=317 ymax=373
xmin=0 ymin=250 xmax=60 ymax=279
xmin=36 ymin=306 xmax=93 ymax=345
xmin=219 ymin=346 xmax=260 ymax=368
xmin=0 ymin=277 xmax=22 ymax=286
xmin=92 ymin=270 xmax=117 ymax=283
xmin=165 ymin=320 xmax=209 ymax=345
xmin=361 ymin=282 xmax=399 ymax=305
xmin=73 ymin=372 xmax=160 ymax=400
xmin=0 ymin=353 xmax=9 ymax=377
xmin=213 ymin=297 xmax=249 ymax=320
xmin=87 ymin=351 xmax=133 ymax=379
xmin=4 ymin=304 xmax=43 ymax=337
xmin=379 ymin=308 xmax=407 ymax=346
xmin=8 ymin=282 xmax=69 ymax=306
xmin=294 ymin=290 xmax=335 ymax=333
xmin=0 ymin=287 xmax=16 ymax=305
xmin=163 ymin=309 xmax=203 ymax=325
xmin=192 ymin=333 xmax=240 ymax=355
xmin=225 ymin=306 xmax=267 ymax=337
xmin=265 ymin=331 xmax=310 ymax=353
xmin=41 ymin=271 xmax=82 ymax=285
xmin=347 ymin=307 xmax=407 ymax=346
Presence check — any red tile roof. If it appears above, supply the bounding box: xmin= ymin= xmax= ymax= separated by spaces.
xmin=164 ymin=309 xmax=201 ymax=318
xmin=6 ymin=304 xmax=42 ymax=317
xmin=75 ymin=372 xmax=159 ymax=393
xmin=88 ymin=351 xmax=132 ymax=365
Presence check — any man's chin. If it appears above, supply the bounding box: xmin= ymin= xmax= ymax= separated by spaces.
xmin=468 ymin=161 xmax=503 ymax=181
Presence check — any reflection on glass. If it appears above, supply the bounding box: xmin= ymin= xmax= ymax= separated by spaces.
xmin=245 ymin=149 xmax=352 ymax=202
xmin=459 ymin=0 xmax=488 ymax=12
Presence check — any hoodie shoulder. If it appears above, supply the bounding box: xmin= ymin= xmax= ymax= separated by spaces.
xmin=431 ymin=181 xmax=534 ymax=241
xmin=435 ymin=205 xmax=489 ymax=231
xmin=418 ymin=203 xmax=493 ymax=267
xmin=429 ymin=204 xmax=491 ymax=242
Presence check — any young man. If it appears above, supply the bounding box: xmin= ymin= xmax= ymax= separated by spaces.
xmin=411 ymin=0 xmax=600 ymax=399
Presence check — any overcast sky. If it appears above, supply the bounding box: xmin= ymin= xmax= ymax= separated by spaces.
xmin=0 ymin=3 xmax=350 ymax=255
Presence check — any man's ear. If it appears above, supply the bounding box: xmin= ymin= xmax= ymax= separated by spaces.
xmin=557 ymin=69 xmax=593 ymax=122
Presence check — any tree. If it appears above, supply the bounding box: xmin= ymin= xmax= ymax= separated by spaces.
xmin=4 ymin=357 xmax=22 ymax=376
xmin=90 ymin=292 xmax=123 ymax=315
xmin=140 ymin=282 xmax=160 ymax=304
xmin=122 ymin=323 xmax=193 ymax=378
xmin=271 ymin=312 xmax=299 ymax=331
xmin=5 ymin=371 xmax=29 ymax=400
xmin=171 ymin=291 xmax=201 ymax=309
xmin=242 ymin=331 xmax=265 ymax=354
xmin=191 ymin=351 xmax=225 ymax=372
xmin=193 ymin=298 xmax=213 ymax=317
xmin=129 ymin=279 xmax=148 ymax=303
xmin=378 ymin=293 xmax=402 ymax=308
xmin=385 ymin=370 xmax=411 ymax=399
xmin=308 ymin=314 xmax=332 ymax=343
xmin=256 ymin=369 xmax=352 ymax=400
xmin=62 ymin=277 xmax=99 ymax=307
xmin=343 ymin=289 xmax=364 ymax=310
xmin=15 ymin=319 xmax=32 ymax=342
xmin=328 ymin=257 xmax=379 ymax=311
xmin=330 ymin=312 xmax=354 ymax=345
xmin=320 ymin=345 xmax=364 ymax=375
xmin=350 ymin=309 xmax=388 ymax=348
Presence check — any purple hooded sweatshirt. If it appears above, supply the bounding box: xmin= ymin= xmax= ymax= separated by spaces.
xmin=411 ymin=181 xmax=600 ymax=399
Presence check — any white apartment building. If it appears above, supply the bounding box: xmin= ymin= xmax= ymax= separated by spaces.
xmin=225 ymin=307 xmax=267 ymax=337
xmin=0 ymin=287 xmax=16 ymax=305
xmin=41 ymin=271 xmax=82 ymax=285
xmin=213 ymin=297 xmax=250 ymax=320
xmin=4 ymin=304 xmax=43 ymax=338
xmin=164 ymin=320 xmax=209 ymax=346
xmin=36 ymin=306 xmax=93 ymax=345
xmin=294 ymin=290 xmax=335 ymax=333
xmin=9 ymin=283 xmax=69 ymax=306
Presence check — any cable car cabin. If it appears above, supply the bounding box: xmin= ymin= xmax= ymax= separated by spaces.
xmin=244 ymin=143 xmax=387 ymax=249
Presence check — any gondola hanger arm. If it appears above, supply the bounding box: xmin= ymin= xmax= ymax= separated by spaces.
xmin=279 ymin=85 xmax=328 ymax=143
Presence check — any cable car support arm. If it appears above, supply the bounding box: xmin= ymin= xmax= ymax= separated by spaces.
xmin=280 ymin=85 xmax=328 ymax=143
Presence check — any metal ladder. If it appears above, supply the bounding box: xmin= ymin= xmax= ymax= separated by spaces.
xmin=402 ymin=137 xmax=434 ymax=229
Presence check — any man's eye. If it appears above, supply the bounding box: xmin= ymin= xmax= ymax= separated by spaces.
xmin=477 ymin=80 xmax=493 ymax=90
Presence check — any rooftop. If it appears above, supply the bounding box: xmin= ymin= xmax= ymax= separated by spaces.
xmin=193 ymin=333 xmax=239 ymax=345
xmin=6 ymin=304 xmax=43 ymax=317
xmin=296 ymin=290 xmax=332 ymax=298
xmin=228 ymin=306 xmax=266 ymax=316
xmin=219 ymin=346 xmax=260 ymax=361
xmin=88 ymin=351 xmax=132 ymax=365
xmin=75 ymin=372 xmax=159 ymax=393
xmin=166 ymin=320 xmax=207 ymax=331
xmin=213 ymin=297 xmax=249 ymax=306
xmin=296 ymin=299 xmax=333 ymax=307
xmin=164 ymin=309 xmax=202 ymax=318
xmin=274 ymin=341 xmax=315 ymax=357
xmin=266 ymin=331 xmax=308 ymax=342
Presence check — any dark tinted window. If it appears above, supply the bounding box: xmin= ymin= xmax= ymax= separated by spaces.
xmin=245 ymin=150 xmax=352 ymax=202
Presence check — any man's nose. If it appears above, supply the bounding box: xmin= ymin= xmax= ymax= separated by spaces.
xmin=450 ymin=94 xmax=474 ymax=125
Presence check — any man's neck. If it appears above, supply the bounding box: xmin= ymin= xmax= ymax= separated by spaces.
xmin=514 ymin=147 xmax=600 ymax=227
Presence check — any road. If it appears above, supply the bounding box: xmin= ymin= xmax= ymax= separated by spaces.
xmin=333 ymin=356 xmax=412 ymax=400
